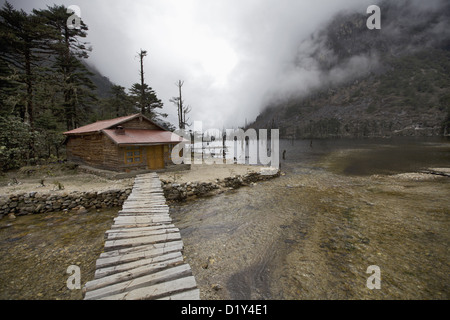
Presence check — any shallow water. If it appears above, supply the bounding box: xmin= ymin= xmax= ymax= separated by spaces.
xmin=171 ymin=137 xmax=450 ymax=299
xmin=0 ymin=208 xmax=117 ymax=299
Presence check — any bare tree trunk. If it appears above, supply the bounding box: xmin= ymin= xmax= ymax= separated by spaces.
xmin=139 ymin=49 xmax=147 ymax=114
xmin=177 ymin=80 xmax=184 ymax=129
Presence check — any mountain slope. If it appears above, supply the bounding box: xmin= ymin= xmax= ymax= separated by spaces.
xmin=83 ymin=61 xmax=115 ymax=99
xmin=249 ymin=0 xmax=450 ymax=138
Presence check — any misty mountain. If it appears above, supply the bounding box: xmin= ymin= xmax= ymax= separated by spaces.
xmin=83 ymin=61 xmax=115 ymax=99
xmin=249 ymin=0 xmax=450 ymax=138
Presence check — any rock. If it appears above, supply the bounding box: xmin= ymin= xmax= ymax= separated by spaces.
xmin=8 ymin=213 xmax=16 ymax=220
xmin=211 ymin=284 xmax=222 ymax=291
xmin=77 ymin=206 xmax=88 ymax=214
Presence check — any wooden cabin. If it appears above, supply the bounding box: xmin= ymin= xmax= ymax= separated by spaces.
xmin=63 ymin=114 xmax=183 ymax=171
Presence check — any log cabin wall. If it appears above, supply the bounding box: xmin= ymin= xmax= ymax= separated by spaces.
xmin=66 ymin=133 xmax=105 ymax=168
xmin=102 ymin=135 xmax=122 ymax=170
xmin=120 ymin=117 xmax=159 ymax=130
xmin=66 ymin=133 xmax=125 ymax=171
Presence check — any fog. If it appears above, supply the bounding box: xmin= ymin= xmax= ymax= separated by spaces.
xmin=9 ymin=0 xmax=448 ymax=129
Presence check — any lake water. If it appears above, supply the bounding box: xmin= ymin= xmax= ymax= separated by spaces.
xmin=191 ymin=136 xmax=450 ymax=174
xmin=172 ymin=137 xmax=450 ymax=299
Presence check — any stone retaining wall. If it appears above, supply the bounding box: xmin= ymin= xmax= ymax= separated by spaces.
xmin=161 ymin=170 xmax=280 ymax=201
xmin=0 ymin=188 xmax=132 ymax=219
xmin=0 ymin=169 xmax=280 ymax=219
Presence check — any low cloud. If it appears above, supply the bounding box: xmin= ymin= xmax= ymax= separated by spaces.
xmin=10 ymin=0 xmax=449 ymax=129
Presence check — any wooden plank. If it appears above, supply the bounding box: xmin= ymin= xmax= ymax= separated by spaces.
xmin=114 ymin=215 xmax=171 ymax=223
xmin=98 ymin=241 xmax=183 ymax=263
xmin=118 ymin=212 xmax=170 ymax=216
xmin=104 ymin=232 xmax=181 ymax=250
xmin=119 ymin=208 xmax=169 ymax=213
xmin=98 ymin=276 xmax=198 ymax=300
xmin=107 ymin=227 xmax=179 ymax=240
xmin=120 ymin=205 xmax=168 ymax=210
xmin=125 ymin=197 xmax=166 ymax=201
xmin=122 ymin=202 xmax=167 ymax=206
xmin=113 ymin=216 xmax=172 ymax=226
xmin=110 ymin=221 xmax=172 ymax=229
xmin=122 ymin=201 xmax=166 ymax=205
xmin=118 ymin=211 xmax=170 ymax=216
xmin=121 ymin=204 xmax=167 ymax=208
xmin=94 ymin=253 xmax=183 ymax=281
xmin=85 ymin=264 xmax=192 ymax=300
xmin=122 ymin=204 xmax=168 ymax=208
xmin=95 ymin=253 xmax=183 ymax=279
xmin=105 ymin=224 xmax=176 ymax=234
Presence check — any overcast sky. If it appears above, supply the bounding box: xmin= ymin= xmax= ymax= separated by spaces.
xmin=10 ymin=0 xmax=378 ymax=129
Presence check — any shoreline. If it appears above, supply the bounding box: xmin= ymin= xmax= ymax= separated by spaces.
xmin=0 ymin=164 xmax=279 ymax=219
xmin=0 ymin=163 xmax=272 ymax=195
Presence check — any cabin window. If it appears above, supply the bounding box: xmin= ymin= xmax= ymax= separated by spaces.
xmin=124 ymin=146 xmax=142 ymax=164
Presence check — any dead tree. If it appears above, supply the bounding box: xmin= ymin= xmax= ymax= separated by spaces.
xmin=170 ymin=80 xmax=191 ymax=129
xmin=138 ymin=49 xmax=147 ymax=114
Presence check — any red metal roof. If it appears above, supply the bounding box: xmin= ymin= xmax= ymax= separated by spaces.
xmin=63 ymin=114 xmax=183 ymax=145
xmin=63 ymin=114 xmax=165 ymax=135
xmin=103 ymin=129 xmax=183 ymax=145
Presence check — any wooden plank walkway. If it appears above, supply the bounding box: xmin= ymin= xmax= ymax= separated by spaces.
xmin=83 ymin=172 xmax=199 ymax=300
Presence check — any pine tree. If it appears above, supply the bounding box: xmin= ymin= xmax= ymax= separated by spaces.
xmin=99 ymin=84 xmax=136 ymax=119
xmin=129 ymin=82 xmax=164 ymax=120
xmin=0 ymin=1 xmax=55 ymax=127
xmin=34 ymin=4 xmax=97 ymax=130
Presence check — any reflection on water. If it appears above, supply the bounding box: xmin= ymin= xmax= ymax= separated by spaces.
xmin=195 ymin=136 xmax=450 ymax=175
xmin=279 ymin=137 xmax=450 ymax=175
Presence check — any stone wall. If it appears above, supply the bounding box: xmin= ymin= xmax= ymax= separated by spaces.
xmin=161 ymin=170 xmax=280 ymax=201
xmin=0 ymin=188 xmax=132 ymax=219
xmin=0 ymin=169 xmax=280 ymax=219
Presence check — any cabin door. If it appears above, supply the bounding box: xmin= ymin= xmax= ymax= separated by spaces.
xmin=147 ymin=145 xmax=164 ymax=170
